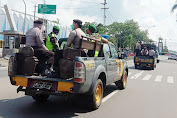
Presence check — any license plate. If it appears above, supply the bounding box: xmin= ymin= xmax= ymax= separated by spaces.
xmin=33 ymin=81 xmax=52 ymax=90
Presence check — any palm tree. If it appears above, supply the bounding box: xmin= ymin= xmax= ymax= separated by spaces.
xmin=171 ymin=4 xmax=177 ymax=12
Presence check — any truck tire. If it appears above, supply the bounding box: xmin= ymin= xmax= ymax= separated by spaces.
xmin=115 ymin=71 xmax=127 ymax=90
xmin=135 ymin=64 xmax=137 ymax=69
xmin=88 ymin=79 xmax=103 ymax=110
xmin=152 ymin=66 xmax=154 ymax=70
xmin=157 ymin=60 xmax=159 ymax=63
xmin=32 ymin=94 xmax=49 ymax=102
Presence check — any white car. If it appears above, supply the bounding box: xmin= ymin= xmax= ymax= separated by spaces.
xmin=168 ymin=54 xmax=177 ymax=60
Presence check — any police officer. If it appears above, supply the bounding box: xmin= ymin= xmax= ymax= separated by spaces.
xmin=66 ymin=19 xmax=86 ymax=49
xmin=46 ymin=25 xmax=60 ymax=52
xmin=26 ymin=20 xmax=54 ymax=75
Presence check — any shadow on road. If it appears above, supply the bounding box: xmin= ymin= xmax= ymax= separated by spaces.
xmin=128 ymin=66 xmax=152 ymax=71
xmin=0 ymin=85 xmax=118 ymax=118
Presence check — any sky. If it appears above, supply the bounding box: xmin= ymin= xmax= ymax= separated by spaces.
xmin=1 ymin=0 xmax=177 ymax=51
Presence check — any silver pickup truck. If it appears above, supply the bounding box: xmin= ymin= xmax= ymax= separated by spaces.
xmin=8 ymin=37 xmax=128 ymax=110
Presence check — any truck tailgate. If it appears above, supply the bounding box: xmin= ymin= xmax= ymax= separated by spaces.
xmin=134 ymin=56 xmax=154 ymax=64
xmin=11 ymin=75 xmax=74 ymax=93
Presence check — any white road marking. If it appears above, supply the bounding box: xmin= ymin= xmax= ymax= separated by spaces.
xmin=130 ymin=71 xmax=144 ymax=79
xmin=167 ymin=76 xmax=174 ymax=84
xmin=155 ymin=75 xmax=162 ymax=82
xmin=102 ymin=90 xmax=118 ymax=103
xmin=142 ymin=74 xmax=152 ymax=80
xmin=129 ymin=72 xmax=132 ymax=76
xmin=0 ymin=67 xmax=8 ymax=71
xmin=127 ymin=60 xmax=133 ymax=63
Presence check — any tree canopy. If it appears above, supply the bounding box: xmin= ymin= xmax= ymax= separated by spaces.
xmin=82 ymin=19 xmax=153 ymax=51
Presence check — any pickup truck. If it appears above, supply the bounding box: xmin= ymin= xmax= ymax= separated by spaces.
xmin=8 ymin=36 xmax=128 ymax=110
xmin=134 ymin=43 xmax=157 ymax=70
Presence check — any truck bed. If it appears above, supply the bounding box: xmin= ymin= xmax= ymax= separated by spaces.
xmin=14 ymin=75 xmax=73 ymax=82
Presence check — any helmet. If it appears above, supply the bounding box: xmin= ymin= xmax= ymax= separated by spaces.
xmin=53 ymin=25 xmax=60 ymax=31
xmin=89 ymin=24 xmax=97 ymax=33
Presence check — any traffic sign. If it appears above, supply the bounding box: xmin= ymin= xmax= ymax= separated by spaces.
xmin=38 ymin=4 xmax=56 ymax=14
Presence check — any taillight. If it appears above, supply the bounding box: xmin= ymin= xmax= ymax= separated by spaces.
xmin=74 ymin=62 xmax=86 ymax=83
xmin=8 ymin=56 xmax=14 ymax=76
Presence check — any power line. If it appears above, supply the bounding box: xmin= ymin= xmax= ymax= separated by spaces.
xmin=107 ymin=10 xmax=117 ymax=22
xmin=57 ymin=4 xmax=100 ymax=9
xmin=106 ymin=10 xmax=113 ymax=24
xmin=65 ymin=0 xmax=100 ymax=4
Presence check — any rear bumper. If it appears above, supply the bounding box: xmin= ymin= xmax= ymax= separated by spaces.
xmin=135 ymin=63 xmax=153 ymax=67
xmin=10 ymin=76 xmax=76 ymax=94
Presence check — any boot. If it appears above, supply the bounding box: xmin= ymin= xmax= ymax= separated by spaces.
xmin=41 ymin=64 xmax=52 ymax=76
xmin=47 ymin=66 xmax=60 ymax=78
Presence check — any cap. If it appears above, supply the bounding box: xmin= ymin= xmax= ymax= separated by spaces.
xmin=73 ymin=19 xmax=83 ymax=26
xmin=53 ymin=25 xmax=60 ymax=31
xmin=34 ymin=20 xmax=43 ymax=24
xmin=89 ymin=24 xmax=97 ymax=33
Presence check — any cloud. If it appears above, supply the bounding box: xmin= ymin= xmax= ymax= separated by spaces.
xmin=1 ymin=0 xmax=177 ymax=51
xmin=109 ymin=0 xmax=177 ymax=51
xmin=1 ymin=0 xmax=102 ymax=26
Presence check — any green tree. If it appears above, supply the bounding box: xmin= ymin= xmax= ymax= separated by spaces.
xmin=81 ymin=20 xmax=151 ymax=52
xmin=164 ymin=46 xmax=169 ymax=52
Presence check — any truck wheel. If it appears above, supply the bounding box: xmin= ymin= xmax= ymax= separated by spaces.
xmin=32 ymin=94 xmax=49 ymax=102
xmin=152 ymin=66 xmax=154 ymax=70
xmin=157 ymin=60 xmax=159 ymax=63
xmin=135 ymin=64 xmax=137 ymax=69
xmin=115 ymin=71 xmax=127 ymax=90
xmin=88 ymin=79 xmax=103 ymax=110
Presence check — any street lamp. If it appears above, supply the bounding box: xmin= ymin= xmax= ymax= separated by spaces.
xmin=140 ymin=25 xmax=156 ymax=31
xmin=114 ymin=31 xmax=123 ymax=49
xmin=117 ymin=31 xmax=123 ymax=49
xmin=147 ymin=25 xmax=156 ymax=30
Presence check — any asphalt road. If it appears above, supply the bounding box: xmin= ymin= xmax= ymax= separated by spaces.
xmin=0 ymin=56 xmax=177 ymax=118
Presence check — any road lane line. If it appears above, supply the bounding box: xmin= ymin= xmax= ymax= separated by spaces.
xmin=142 ymin=74 xmax=152 ymax=80
xmin=102 ymin=90 xmax=118 ymax=103
xmin=130 ymin=71 xmax=144 ymax=79
xmin=0 ymin=67 xmax=8 ymax=70
xmin=129 ymin=72 xmax=132 ymax=76
xmin=127 ymin=60 xmax=133 ymax=63
xmin=167 ymin=76 xmax=174 ymax=84
xmin=155 ymin=75 xmax=162 ymax=82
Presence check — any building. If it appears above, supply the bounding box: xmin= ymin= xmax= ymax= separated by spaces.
xmin=0 ymin=6 xmax=71 ymax=41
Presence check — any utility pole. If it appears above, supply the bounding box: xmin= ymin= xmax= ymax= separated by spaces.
xmin=101 ymin=0 xmax=109 ymax=26
xmin=34 ymin=4 xmax=37 ymax=21
xmin=23 ymin=0 xmax=26 ymax=35
xmin=43 ymin=0 xmax=47 ymax=34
